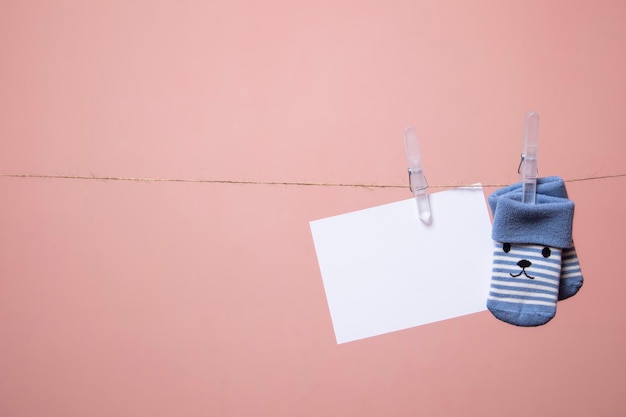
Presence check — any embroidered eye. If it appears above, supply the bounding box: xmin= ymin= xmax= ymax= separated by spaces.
xmin=503 ymin=243 xmax=511 ymax=253
xmin=542 ymin=247 xmax=551 ymax=258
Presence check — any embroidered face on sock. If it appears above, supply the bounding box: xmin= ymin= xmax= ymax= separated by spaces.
xmin=500 ymin=242 xmax=557 ymax=280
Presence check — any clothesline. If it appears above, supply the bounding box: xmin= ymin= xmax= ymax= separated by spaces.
xmin=0 ymin=172 xmax=624 ymax=189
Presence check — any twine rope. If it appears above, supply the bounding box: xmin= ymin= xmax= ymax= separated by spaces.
xmin=0 ymin=172 xmax=624 ymax=189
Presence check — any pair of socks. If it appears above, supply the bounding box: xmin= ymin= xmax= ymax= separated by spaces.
xmin=486 ymin=177 xmax=584 ymax=326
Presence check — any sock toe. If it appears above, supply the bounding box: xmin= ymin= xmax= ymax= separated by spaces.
xmin=487 ymin=304 xmax=555 ymax=327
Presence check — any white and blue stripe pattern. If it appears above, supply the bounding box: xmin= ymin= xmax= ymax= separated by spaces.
xmin=559 ymin=247 xmax=584 ymax=300
xmin=487 ymin=242 xmax=562 ymax=326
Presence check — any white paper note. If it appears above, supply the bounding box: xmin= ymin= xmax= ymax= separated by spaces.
xmin=310 ymin=186 xmax=493 ymax=344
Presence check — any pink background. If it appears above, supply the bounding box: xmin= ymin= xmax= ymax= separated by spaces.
xmin=1 ymin=1 xmax=625 ymax=416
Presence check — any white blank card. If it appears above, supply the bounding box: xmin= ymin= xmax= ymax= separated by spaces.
xmin=310 ymin=186 xmax=493 ymax=344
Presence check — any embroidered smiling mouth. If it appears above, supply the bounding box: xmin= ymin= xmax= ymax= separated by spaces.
xmin=510 ymin=269 xmax=535 ymax=279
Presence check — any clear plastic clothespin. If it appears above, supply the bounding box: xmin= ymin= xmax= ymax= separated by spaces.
xmin=403 ymin=126 xmax=431 ymax=224
xmin=518 ymin=111 xmax=540 ymax=204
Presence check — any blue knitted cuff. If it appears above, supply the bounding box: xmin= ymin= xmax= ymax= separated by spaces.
xmin=491 ymin=192 xmax=574 ymax=248
xmin=488 ymin=176 xmax=568 ymax=216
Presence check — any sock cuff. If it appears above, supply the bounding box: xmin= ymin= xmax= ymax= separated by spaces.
xmin=488 ymin=176 xmax=569 ymax=216
xmin=491 ymin=193 xmax=574 ymax=248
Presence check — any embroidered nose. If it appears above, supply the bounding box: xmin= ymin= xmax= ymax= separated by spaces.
xmin=517 ymin=259 xmax=532 ymax=268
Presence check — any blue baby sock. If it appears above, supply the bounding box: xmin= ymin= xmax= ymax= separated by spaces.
xmin=559 ymin=246 xmax=584 ymax=300
xmin=487 ymin=192 xmax=575 ymax=326
xmin=488 ymin=177 xmax=583 ymax=301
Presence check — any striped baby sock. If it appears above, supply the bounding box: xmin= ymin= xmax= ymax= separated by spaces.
xmin=487 ymin=192 xmax=575 ymax=326
xmin=490 ymin=242 xmax=562 ymax=325
xmin=559 ymin=247 xmax=584 ymax=300
xmin=488 ymin=176 xmax=583 ymax=301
